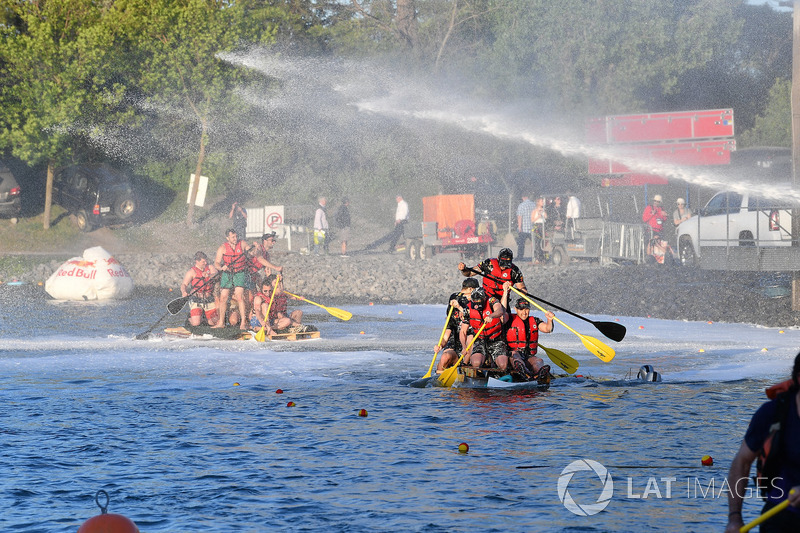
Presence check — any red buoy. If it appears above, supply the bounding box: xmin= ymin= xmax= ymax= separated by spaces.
xmin=78 ymin=490 xmax=139 ymax=533
xmin=78 ymin=513 xmax=139 ymax=533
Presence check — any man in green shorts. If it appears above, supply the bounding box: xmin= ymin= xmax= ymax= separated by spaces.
xmin=213 ymin=229 xmax=252 ymax=330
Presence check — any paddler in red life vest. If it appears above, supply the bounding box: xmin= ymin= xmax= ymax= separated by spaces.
xmin=252 ymin=274 xmax=306 ymax=334
xmin=460 ymin=286 xmax=509 ymax=370
xmin=248 ymin=232 xmax=283 ymax=290
xmin=436 ymin=278 xmax=479 ymax=372
xmin=725 ymin=352 xmax=800 ymax=533
xmin=213 ymin=228 xmax=253 ymax=330
xmin=180 ymin=251 xmax=219 ymax=326
xmin=500 ymin=284 xmax=554 ymax=382
xmin=458 ymin=247 xmax=526 ymax=303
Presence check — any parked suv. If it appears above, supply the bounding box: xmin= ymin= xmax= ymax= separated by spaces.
xmin=53 ymin=164 xmax=137 ymax=231
xmin=0 ymin=163 xmax=22 ymax=218
xmin=677 ymin=191 xmax=793 ymax=266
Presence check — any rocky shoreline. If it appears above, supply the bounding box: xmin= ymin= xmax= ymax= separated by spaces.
xmin=2 ymin=250 xmax=799 ymax=328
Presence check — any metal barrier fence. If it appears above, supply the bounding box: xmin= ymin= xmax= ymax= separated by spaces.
xmin=600 ymin=222 xmax=647 ymax=264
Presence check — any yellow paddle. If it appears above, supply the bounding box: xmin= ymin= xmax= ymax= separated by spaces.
xmin=438 ymin=322 xmax=487 ymax=388
xmin=255 ymin=274 xmax=280 ymax=342
xmin=422 ymin=304 xmax=455 ymax=379
xmin=511 ymin=287 xmax=615 ymax=363
xmin=283 ymin=291 xmax=353 ymax=321
xmin=538 ymin=343 xmax=579 ymax=374
xmin=740 ymin=489 xmax=796 ymax=532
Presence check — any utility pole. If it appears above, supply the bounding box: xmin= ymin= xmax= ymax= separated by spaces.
xmin=790 ymin=1 xmax=800 ymax=310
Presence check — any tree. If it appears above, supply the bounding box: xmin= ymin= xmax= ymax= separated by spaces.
xmin=739 ymin=78 xmax=791 ymax=148
xmin=111 ymin=0 xmax=244 ymax=225
xmin=479 ymin=0 xmax=743 ymax=115
xmin=0 ymin=0 xmax=128 ymax=228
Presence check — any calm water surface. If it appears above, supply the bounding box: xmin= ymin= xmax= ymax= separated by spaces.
xmin=1 ymin=286 xmax=798 ymax=532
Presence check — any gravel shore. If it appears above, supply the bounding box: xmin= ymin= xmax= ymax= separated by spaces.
xmin=2 ymin=249 xmax=799 ymax=328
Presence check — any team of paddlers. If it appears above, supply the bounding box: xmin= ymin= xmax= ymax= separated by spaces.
xmin=435 ymin=247 xmax=555 ymax=383
xmin=179 ymin=228 xmax=308 ymax=336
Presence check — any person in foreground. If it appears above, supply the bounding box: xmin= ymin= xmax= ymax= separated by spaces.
xmin=435 ymin=278 xmax=479 ymax=372
xmin=725 ymin=352 xmax=800 ymax=532
xmin=458 ymin=247 xmax=526 ymax=302
xmin=180 ymin=251 xmax=218 ymax=327
xmin=213 ymin=229 xmax=252 ymax=330
xmin=500 ymin=283 xmax=554 ymax=382
xmin=460 ymin=286 xmax=509 ymax=370
xmin=253 ymin=274 xmax=307 ymax=335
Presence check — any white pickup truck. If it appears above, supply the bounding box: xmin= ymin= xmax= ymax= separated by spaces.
xmin=677 ymin=191 xmax=794 ymax=266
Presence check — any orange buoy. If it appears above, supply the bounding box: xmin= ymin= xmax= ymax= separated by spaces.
xmin=78 ymin=513 xmax=139 ymax=533
xmin=78 ymin=490 xmax=139 ymax=532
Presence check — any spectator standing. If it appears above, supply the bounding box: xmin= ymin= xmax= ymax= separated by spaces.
xmin=672 ymin=198 xmax=692 ymax=233
xmin=516 ymin=194 xmax=535 ymax=259
xmin=530 ymin=197 xmax=547 ymax=265
xmin=229 ymin=202 xmax=248 ymax=239
xmin=546 ymin=196 xmax=565 ymax=232
xmin=313 ymin=197 xmax=328 ymax=255
xmin=335 ymin=197 xmax=351 ymax=256
xmin=565 ymin=192 xmax=581 ymax=239
xmin=642 ymin=194 xmax=667 ymax=235
xmin=387 ymin=195 xmax=409 ymax=253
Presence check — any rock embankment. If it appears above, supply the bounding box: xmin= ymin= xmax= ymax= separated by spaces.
xmin=3 ymin=251 xmax=799 ymax=327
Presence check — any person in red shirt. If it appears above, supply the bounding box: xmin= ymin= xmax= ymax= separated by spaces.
xmin=642 ymin=194 xmax=667 ymax=234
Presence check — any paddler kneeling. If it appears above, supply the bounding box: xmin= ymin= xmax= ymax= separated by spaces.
xmin=436 ymin=278 xmax=479 ymax=372
xmin=460 ymin=286 xmax=509 ymax=370
xmin=501 ymin=281 xmax=554 ymax=382
xmin=252 ymin=274 xmax=308 ymax=335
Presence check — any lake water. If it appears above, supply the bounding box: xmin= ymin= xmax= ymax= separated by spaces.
xmin=1 ymin=286 xmax=798 ymax=532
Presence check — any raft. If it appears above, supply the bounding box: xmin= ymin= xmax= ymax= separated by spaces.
xmin=452 ymin=366 xmax=553 ymax=389
xmin=164 ymin=325 xmax=320 ymax=341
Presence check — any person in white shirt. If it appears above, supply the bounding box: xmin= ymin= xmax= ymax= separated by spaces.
xmin=387 ymin=195 xmax=409 ymax=252
xmin=565 ymin=192 xmax=581 ymax=240
xmin=363 ymin=195 xmax=411 ymax=253
xmin=313 ymin=197 xmax=328 ymax=255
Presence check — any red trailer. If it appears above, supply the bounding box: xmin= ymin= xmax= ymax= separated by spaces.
xmin=407 ymin=194 xmax=494 ymax=260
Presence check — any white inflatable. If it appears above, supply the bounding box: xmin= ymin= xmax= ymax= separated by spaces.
xmin=45 ymin=246 xmax=134 ymax=300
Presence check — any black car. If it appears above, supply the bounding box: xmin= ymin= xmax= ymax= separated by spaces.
xmin=53 ymin=164 xmax=137 ymax=231
xmin=0 ymin=163 xmax=21 ymax=218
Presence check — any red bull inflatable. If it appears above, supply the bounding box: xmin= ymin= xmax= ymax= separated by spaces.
xmin=45 ymin=246 xmax=134 ymax=300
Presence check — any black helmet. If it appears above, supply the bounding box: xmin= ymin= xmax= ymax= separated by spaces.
xmin=471 ymin=287 xmax=487 ymax=302
xmin=515 ymin=298 xmax=530 ymax=310
xmin=498 ymin=248 xmax=513 ymax=267
xmin=457 ymin=295 xmax=470 ymax=309
xmin=461 ymin=278 xmax=479 ymax=289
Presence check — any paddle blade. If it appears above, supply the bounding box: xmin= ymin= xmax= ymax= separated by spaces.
xmin=438 ymin=354 xmax=464 ymax=387
xmin=167 ymin=296 xmax=189 ymax=315
xmin=582 ymin=335 xmax=615 ymax=363
xmin=254 ymin=327 xmax=266 ymax=342
xmin=539 ymin=344 xmax=578 ymax=374
xmin=595 ymin=321 xmax=626 ymax=342
xmin=327 ymin=307 xmax=353 ymax=321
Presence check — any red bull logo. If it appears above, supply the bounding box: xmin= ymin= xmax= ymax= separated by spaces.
xmin=106 ymin=257 xmax=120 ymax=265
xmin=57 ymin=267 xmax=96 ymax=279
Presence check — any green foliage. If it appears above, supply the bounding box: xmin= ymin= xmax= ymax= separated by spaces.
xmin=739 ymin=78 xmax=791 ymax=148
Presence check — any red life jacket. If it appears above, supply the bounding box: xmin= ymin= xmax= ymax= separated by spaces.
xmin=223 ymin=241 xmax=247 ymax=273
xmin=190 ymin=265 xmax=214 ymax=298
xmin=249 ymin=243 xmax=265 ymax=274
xmin=268 ymin=293 xmax=288 ymax=320
xmin=482 ymin=258 xmax=516 ymax=300
xmin=468 ymin=298 xmax=503 ymax=340
xmin=756 ymin=379 xmax=796 ymax=497
xmin=506 ymin=314 xmax=539 ymax=355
